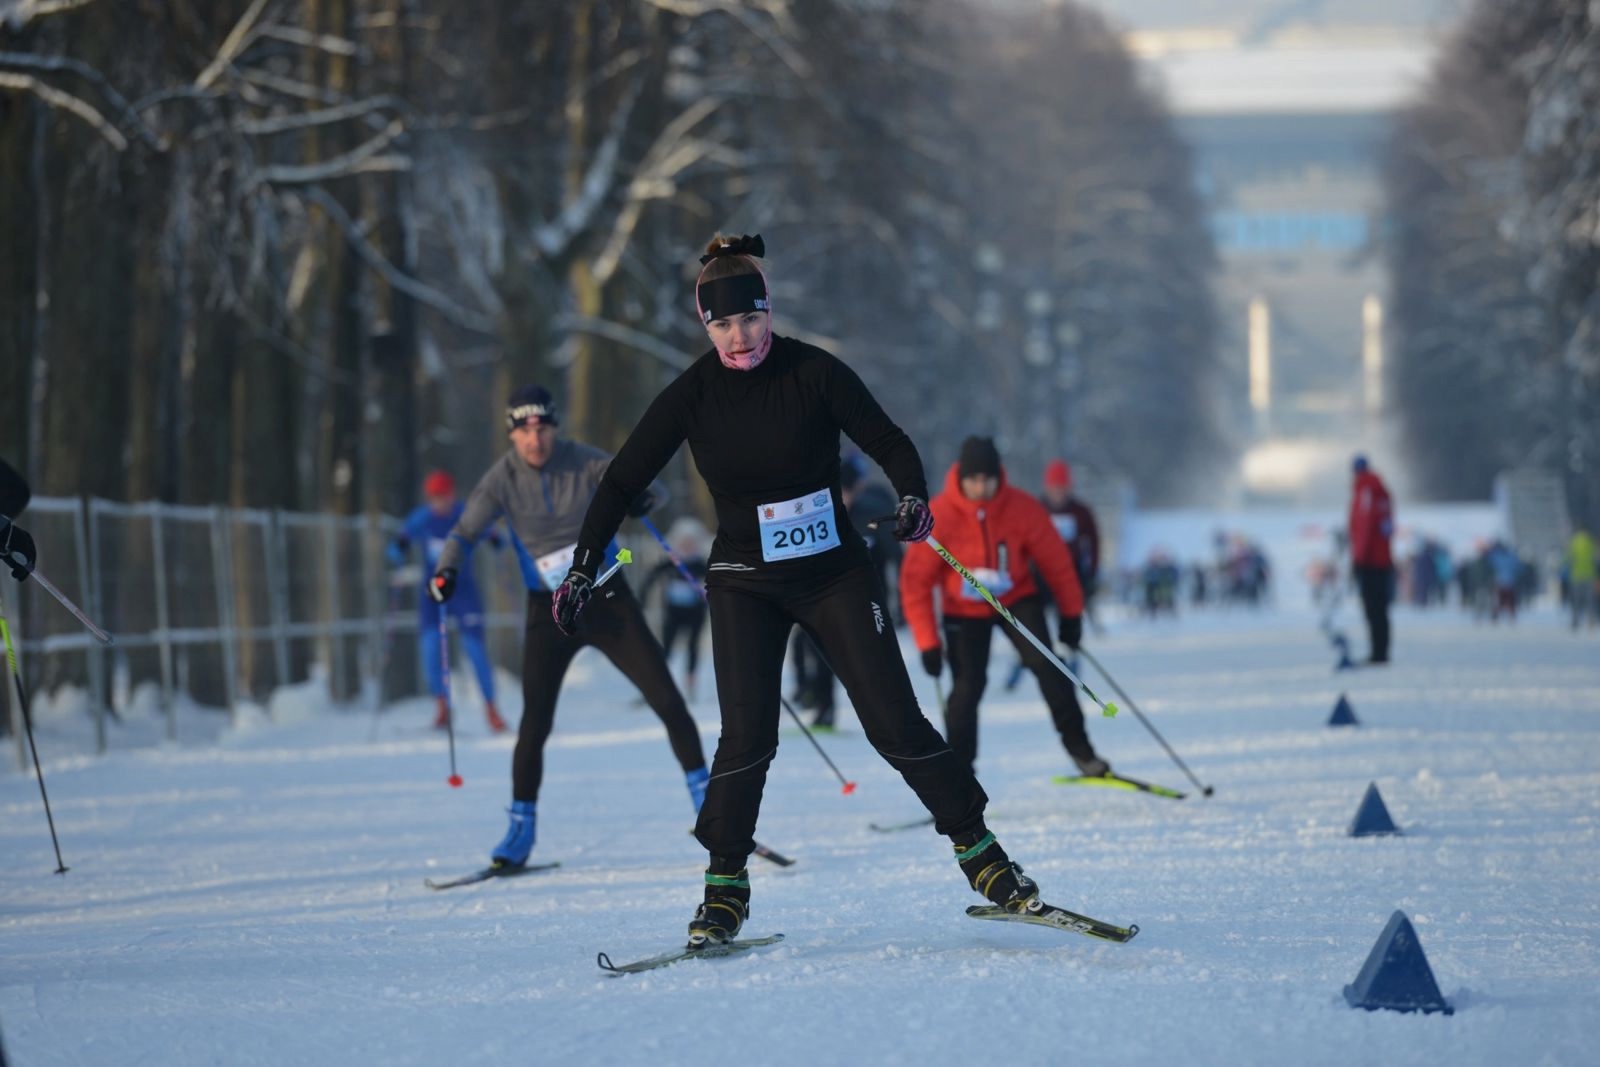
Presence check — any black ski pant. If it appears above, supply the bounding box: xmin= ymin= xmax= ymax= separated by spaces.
xmin=943 ymin=596 xmax=1098 ymax=774
xmin=660 ymin=603 xmax=706 ymax=677
xmin=697 ymin=564 xmax=986 ymax=864
xmin=1355 ymin=565 xmax=1393 ymax=662
xmin=514 ymin=583 xmax=705 ymax=803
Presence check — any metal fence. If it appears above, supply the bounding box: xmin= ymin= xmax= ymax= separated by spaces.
xmin=4 ymin=497 xmax=528 ymax=766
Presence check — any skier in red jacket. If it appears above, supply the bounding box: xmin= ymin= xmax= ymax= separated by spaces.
xmin=1348 ymin=455 xmax=1395 ymax=664
xmin=901 ymin=437 xmax=1110 ymax=777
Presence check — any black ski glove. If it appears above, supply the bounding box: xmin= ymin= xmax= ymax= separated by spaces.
xmin=921 ymin=647 xmax=943 ymax=678
xmin=551 ymin=571 xmax=593 ymax=636
xmin=0 ymin=516 xmax=35 ymax=583
xmin=429 ymin=568 xmax=457 ymax=604
xmin=893 ymin=496 xmax=934 ymax=543
xmin=1059 ymin=614 xmax=1083 ymax=651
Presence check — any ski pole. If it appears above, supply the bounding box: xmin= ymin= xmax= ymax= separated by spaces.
xmin=1075 ymin=645 xmax=1213 ymax=797
xmin=438 ymin=607 xmax=462 ymax=788
xmin=0 ymin=587 xmax=70 ymax=873
xmin=28 ymin=566 xmax=113 ymax=645
xmin=872 ymin=518 xmax=1120 ymax=719
xmin=640 ymin=516 xmax=856 ymax=795
xmin=933 ymin=669 xmax=947 ymax=716
xmin=437 ymin=549 xmax=634 ymax=787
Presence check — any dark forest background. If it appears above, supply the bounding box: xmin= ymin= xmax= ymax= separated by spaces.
xmin=0 ymin=0 xmax=1230 ymax=518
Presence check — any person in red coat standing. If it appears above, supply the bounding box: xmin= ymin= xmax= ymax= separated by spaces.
xmin=901 ymin=437 xmax=1110 ymax=777
xmin=1348 ymin=454 xmax=1395 ymax=664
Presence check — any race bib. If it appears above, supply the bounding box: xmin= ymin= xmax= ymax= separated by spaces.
xmin=960 ymin=567 xmax=1014 ymax=602
xmin=1051 ymin=515 xmax=1078 ymax=542
xmin=535 ymin=543 xmax=577 ymax=592
xmin=757 ymin=489 xmax=841 ymax=563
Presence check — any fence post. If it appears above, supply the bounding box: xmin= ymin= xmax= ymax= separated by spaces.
xmin=268 ymin=511 xmax=291 ymax=694
xmin=148 ymin=502 xmax=177 ymax=741
xmin=321 ymin=514 xmax=342 ymax=703
xmin=365 ymin=513 xmax=385 ymax=707
xmin=210 ymin=505 xmax=242 ymax=727
xmin=80 ymin=496 xmax=107 ymax=754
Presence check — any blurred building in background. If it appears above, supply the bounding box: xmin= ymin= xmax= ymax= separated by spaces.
xmin=1089 ymin=0 xmax=1464 ymax=504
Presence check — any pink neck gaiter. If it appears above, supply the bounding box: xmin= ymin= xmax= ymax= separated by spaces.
xmin=717 ymin=327 xmax=772 ymax=372
xmin=696 ymin=263 xmax=773 ymax=372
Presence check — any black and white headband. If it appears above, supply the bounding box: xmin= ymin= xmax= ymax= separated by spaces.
xmin=696 ymin=234 xmax=770 ymax=324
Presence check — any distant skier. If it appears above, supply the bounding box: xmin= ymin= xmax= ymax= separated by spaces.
xmin=431 ymin=385 xmax=708 ymax=870
xmin=1567 ymin=526 xmax=1597 ymax=630
xmin=389 ymin=470 xmax=506 ymax=734
xmin=1485 ymin=540 xmax=1522 ymax=623
xmin=901 ymin=436 xmax=1108 ymax=778
xmin=1348 ymin=455 xmax=1395 ymax=664
xmin=638 ymin=517 xmax=710 ymax=700
xmin=1003 ymin=457 xmax=1100 ymax=690
xmin=1040 ymin=459 xmax=1100 ymax=625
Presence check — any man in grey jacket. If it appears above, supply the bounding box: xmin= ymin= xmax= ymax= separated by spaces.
xmin=430 ymin=385 xmax=708 ymax=869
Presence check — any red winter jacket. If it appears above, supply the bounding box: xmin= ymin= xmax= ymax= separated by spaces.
xmin=1349 ymin=470 xmax=1394 ymax=569
xmin=901 ymin=463 xmax=1084 ymax=652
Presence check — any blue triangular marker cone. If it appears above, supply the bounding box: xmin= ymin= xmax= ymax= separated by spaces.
xmin=1344 ymin=911 xmax=1454 ymax=1015
xmin=1349 ymin=781 xmax=1399 ymax=837
xmin=1328 ymin=694 xmax=1359 ymax=726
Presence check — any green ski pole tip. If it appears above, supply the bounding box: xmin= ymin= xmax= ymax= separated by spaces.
xmin=616 ymin=548 xmax=633 ymax=565
xmin=1101 ymin=702 xmax=1119 ymax=718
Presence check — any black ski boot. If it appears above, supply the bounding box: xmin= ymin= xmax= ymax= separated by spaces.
xmin=687 ymin=858 xmax=750 ymax=948
xmin=954 ymin=829 xmax=1041 ymax=914
xmin=1072 ymin=754 xmax=1111 ymax=778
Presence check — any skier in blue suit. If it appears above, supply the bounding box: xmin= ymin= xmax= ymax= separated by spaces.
xmin=389 ymin=470 xmax=508 ymax=733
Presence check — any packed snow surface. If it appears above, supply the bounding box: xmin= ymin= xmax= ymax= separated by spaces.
xmin=3 ymin=605 xmax=1598 ymax=1065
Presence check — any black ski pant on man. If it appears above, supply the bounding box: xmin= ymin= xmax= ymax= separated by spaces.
xmin=1354 ymin=565 xmax=1393 ymax=663
xmin=697 ymin=564 xmax=986 ymax=864
xmin=515 ymin=583 xmax=705 ymax=802
xmin=943 ymin=596 xmax=1096 ymax=775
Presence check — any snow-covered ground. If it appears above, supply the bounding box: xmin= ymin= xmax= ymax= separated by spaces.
xmin=3 ymin=603 xmax=1598 ymax=1066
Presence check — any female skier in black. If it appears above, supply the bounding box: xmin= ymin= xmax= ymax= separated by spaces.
xmin=554 ymin=235 xmax=1042 ymax=945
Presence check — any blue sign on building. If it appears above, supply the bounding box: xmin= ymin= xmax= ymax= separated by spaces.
xmin=1213 ymin=211 xmax=1369 ymax=252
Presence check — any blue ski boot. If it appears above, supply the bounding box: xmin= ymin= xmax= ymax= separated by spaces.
xmin=686 ymin=767 xmax=710 ymax=813
xmin=490 ymin=800 xmax=537 ymax=868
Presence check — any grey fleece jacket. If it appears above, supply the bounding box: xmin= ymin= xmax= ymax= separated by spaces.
xmin=437 ymin=438 xmax=667 ymax=592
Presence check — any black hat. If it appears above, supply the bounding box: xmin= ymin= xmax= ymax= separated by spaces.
xmin=506 ymin=385 xmax=558 ymax=430
xmin=958 ymin=436 xmax=1001 ymax=479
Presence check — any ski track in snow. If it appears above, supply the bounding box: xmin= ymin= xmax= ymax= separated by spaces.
xmin=3 ymin=606 xmax=1599 ymax=1065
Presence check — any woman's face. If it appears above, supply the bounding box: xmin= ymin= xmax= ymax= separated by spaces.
xmin=704 ymin=310 xmax=769 ymax=356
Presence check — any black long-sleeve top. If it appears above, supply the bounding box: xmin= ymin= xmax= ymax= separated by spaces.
xmin=577 ymin=336 xmax=928 ymax=584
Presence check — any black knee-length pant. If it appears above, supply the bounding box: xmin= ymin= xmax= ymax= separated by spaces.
xmin=514 ymin=584 xmax=706 ymax=802
xmin=943 ymin=596 xmax=1097 ymax=774
xmin=695 ymin=564 xmax=987 ymax=863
